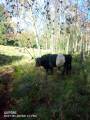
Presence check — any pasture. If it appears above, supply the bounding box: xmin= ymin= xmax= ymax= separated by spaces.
xmin=0 ymin=45 xmax=90 ymax=120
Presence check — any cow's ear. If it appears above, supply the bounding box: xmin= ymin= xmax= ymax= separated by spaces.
xmin=37 ymin=58 xmax=41 ymax=65
xmin=35 ymin=58 xmax=39 ymax=63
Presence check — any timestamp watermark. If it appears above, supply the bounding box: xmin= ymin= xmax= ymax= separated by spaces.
xmin=4 ymin=111 xmax=37 ymax=118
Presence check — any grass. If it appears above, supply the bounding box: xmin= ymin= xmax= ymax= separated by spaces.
xmin=0 ymin=45 xmax=90 ymax=120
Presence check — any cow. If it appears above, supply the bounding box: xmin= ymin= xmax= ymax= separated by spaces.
xmin=35 ymin=54 xmax=72 ymax=75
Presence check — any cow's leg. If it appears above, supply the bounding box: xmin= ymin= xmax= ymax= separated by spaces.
xmin=49 ymin=62 xmax=54 ymax=74
xmin=64 ymin=62 xmax=69 ymax=75
xmin=62 ymin=63 xmax=66 ymax=75
xmin=66 ymin=63 xmax=69 ymax=75
xmin=45 ymin=68 xmax=49 ymax=73
xmin=69 ymin=57 xmax=72 ymax=74
xmin=46 ymin=68 xmax=53 ymax=74
xmin=68 ymin=63 xmax=72 ymax=74
xmin=57 ymin=66 xmax=61 ymax=70
xmin=50 ymin=68 xmax=53 ymax=74
xmin=48 ymin=65 xmax=53 ymax=74
xmin=67 ymin=55 xmax=72 ymax=74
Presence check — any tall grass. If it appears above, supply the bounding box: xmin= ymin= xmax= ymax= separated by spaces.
xmin=0 ymin=45 xmax=90 ymax=120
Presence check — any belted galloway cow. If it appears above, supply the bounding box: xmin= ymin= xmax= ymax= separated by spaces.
xmin=35 ymin=54 xmax=72 ymax=75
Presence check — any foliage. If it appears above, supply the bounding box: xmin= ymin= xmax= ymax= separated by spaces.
xmin=0 ymin=45 xmax=90 ymax=120
xmin=0 ymin=53 xmax=87 ymax=120
xmin=0 ymin=54 xmax=22 ymax=66
xmin=0 ymin=0 xmax=90 ymax=119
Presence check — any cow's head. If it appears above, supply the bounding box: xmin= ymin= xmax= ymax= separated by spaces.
xmin=35 ymin=57 xmax=41 ymax=67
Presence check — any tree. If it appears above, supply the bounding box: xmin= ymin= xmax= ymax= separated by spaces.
xmin=0 ymin=4 xmax=7 ymax=44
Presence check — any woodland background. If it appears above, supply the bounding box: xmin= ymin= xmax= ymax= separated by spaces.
xmin=0 ymin=0 xmax=90 ymax=120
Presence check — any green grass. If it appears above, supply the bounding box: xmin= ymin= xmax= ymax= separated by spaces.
xmin=0 ymin=45 xmax=90 ymax=120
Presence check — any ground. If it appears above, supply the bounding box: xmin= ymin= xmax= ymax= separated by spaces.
xmin=0 ymin=45 xmax=90 ymax=120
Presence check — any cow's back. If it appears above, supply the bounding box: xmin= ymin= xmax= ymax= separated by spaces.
xmin=40 ymin=54 xmax=57 ymax=69
xmin=40 ymin=54 xmax=51 ymax=69
xmin=50 ymin=54 xmax=57 ymax=67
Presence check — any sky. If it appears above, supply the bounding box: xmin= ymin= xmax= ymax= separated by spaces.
xmin=0 ymin=0 xmax=90 ymax=34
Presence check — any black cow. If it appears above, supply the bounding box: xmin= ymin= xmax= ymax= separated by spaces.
xmin=35 ymin=54 xmax=72 ymax=75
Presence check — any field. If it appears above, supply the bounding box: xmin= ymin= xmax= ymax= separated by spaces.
xmin=0 ymin=45 xmax=90 ymax=120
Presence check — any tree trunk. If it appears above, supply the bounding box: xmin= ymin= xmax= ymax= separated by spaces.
xmin=66 ymin=34 xmax=70 ymax=54
xmin=50 ymin=28 xmax=55 ymax=53
xmin=33 ymin=21 xmax=41 ymax=57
